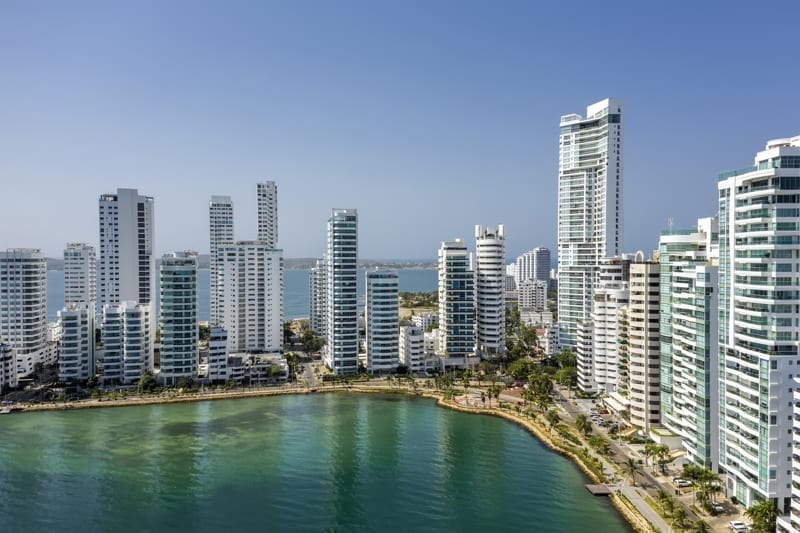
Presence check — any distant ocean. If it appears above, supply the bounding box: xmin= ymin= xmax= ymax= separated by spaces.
xmin=47 ymin=268 xmax=438 ymax=322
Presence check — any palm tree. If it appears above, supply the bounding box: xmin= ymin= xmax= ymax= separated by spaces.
xmin=662 ymin=495 xmax=675 ymax=518
xmin=691 ymin=520 xmax=710 ymax=533
xmin=535 ymin=393 xmax=552 ymax=414
xmin=624 ymin=456 xmax=642 ymax=487
xmin=644 ymin=442 xmax=658 ymax=471
xmin=655 ymin=444 xmax=670 ymax=475
xmin=546 ymin=409 xmax=560 ymax=434
xmin=745 ymin=500 xmax=778 ymax=533
xmin=671 ymin=507 xmax=687 ymax=531
xmin=575 ymin=414 xmax=592 ymax=437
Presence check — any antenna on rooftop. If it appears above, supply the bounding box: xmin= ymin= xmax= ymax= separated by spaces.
xmin=668 ymin=217 xmax=674 ymax=231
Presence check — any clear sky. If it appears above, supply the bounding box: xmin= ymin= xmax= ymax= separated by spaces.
xmin=1 ymin=0 xmax=799 ymax=261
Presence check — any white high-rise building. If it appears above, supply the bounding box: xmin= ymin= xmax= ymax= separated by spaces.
xmin=625 ymin=261 xmax=660 ymax=431
xmin=557 ymin=98 xmax=624 ymax=349
xmin=217 ymin=241 xmax=283 ymax=354
xmin=519 ymin=279 xmax=547 ymax=311
xmin=309 ymin=259 xmax=327 ymax=336
xmin=584 ymin=255 xmax=632 ymax=394
xmin=658 ymin=217 xmax=719 ymax=470
xmin=257 ymin=181 xmax=278 ymax=248
xmin=57 ymin=303 xmax=95 ymax=383
xmin=515 ymin=247 xmax=550 ymax=286
xmin=718 ymin=135 xmax=800 ymax=510
xmin=0 ymin=249 xmax=48 ymax=378
xmin=324 ymin=209 xmax=358 ymax=375
xmin=779 ymin=378 xmax=800 ymax=532
xmin=475 ymin=225 xmax=505 ymax=357
xmin=100 ymin=301 xmax=152 ymax=384
xmin=438 ymin=239 xmax=475 ymax=367
xmin=209 ymin=196 xmax=234 ymax=327
xmin=0 ymin=341 xmax=15 ymax=390
xmin=98 ymin=188 xmax=155 ymax=307
xmin=159 ymin=252 xmax=198 ymax=386
xmin=63 ymin=243 xmax=96 ymax=308
xmin=365 ymin=268 xmax=399 ymax=373
xmin=399 ymin=325 xmax=424 ymax=374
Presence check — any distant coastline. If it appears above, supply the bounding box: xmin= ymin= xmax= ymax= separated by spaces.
xmin=45 ymin=256 xmax=436 ymax=271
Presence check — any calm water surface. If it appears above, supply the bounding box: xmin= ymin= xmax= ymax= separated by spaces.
xmin=0 ymin=394 xmax=628 ymax=532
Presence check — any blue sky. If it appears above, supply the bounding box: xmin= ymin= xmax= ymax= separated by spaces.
xmin=1 ymin=0 xmax=799 ymax=261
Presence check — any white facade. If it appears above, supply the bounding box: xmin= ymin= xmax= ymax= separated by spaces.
xmin=57 ymin=303 xmax=95 ymax=383
xmin=586 ymin=255 xmax=633 ymax=394
xmin=778 ymin=379 xmax=800 ymax=532
xmin=659 ymin=218 xmax=719 ymax=470
xmin=557 ymin=98 xmax=624 ymax=349
xmin=399 ymin=325 xmax=424 ymax=374
xmin=0 ymin=341 xmax=15 ymax=390
xmin=411 ymin=312 xmax=438 ymax=331
xmin=0 ymin=249 xmax=48 ymax=381
xmin=625 ymin=261 xmax=660 ymax=431
xmin=206 ymin=327 xmax=229 ymax=382
xmin=257 ymin=181 xmax=278 ymax=248
xmin=543 ymin=323 xmax=560 ymax=358
xmin=98 ymin=188 xmax=155 ymax=307
xmin=100 ymin=301 xmax=152 ymax=384
xmin=324 ymin=209 xmax=359 ymax=375
xmin=515 ymin=247 xmax=550 ymax=286
xmin=365 ymin=268 xmax=399 ymax=373
xmin=475 ymin=225 xmax=505 ymax=356
xmin=159 ymin=252 xmax=199 ymax=386
xmin=438 ymin=239 xmax=475 ymax=366
xmin=309 ymin=259 xmax=326 ymax=336
xmin=217 ymin=241 xmax=284 ymax=354
xmin=209 ymin=195 xmax=234 ymax=327
xmin=64 ymin=243 xmax=96 ymax=308
xmin=718 ymin=135 xmax=800 ymax=510
xmin=519 ymin=279 xmax=547 ymax=311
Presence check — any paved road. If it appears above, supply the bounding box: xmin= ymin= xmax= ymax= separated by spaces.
xmin=499 ymin=387 xmax=673 ymax=532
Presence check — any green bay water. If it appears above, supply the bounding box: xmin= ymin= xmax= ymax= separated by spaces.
xmin=0 ymin=394 xmax=628 ymax=532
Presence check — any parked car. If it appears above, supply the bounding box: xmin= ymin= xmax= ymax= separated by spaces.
xmin=728 ymin=520 xmax=748 ymax=532
xmin=673 ymin=478 xmax=692 ymax=488
xmin=712 ymin=502 xmax=724 ymax=513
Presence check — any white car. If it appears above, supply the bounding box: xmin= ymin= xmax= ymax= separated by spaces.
xmin=728 ymin=520 xmax=749 ymax=532
xmin=673 ymin=479 xmax=692 ymax=488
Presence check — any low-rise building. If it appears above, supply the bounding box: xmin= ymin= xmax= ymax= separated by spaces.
xmin=399 ymin=325 xmax=424 ymax=374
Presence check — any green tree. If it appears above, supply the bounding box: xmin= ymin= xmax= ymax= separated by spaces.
xmin=198 ymin=324 xmax=210 ymax=341
xmin=545 ymin=409 xmax=560 ymax=434
xmin=176 ymin=376 xmax=195 ymax=390
xmin=556 ymin=349 xmax=577 ymax=368
xmin=138 ymin=373 xmax=159 ymax=393
xmin=624 ymin=456 xmax=642 ymax=487
xmin=575 ymin=414 xmax=592 ymax=437
xmin=554 ymin=367 xmax=577 ymax=388
xmin=671 ymin=507 xmax=687 ymax=531
xmin=745 ymin=500 xmax=778 ymax=533
xmin=691 ymin=520 xmax=710 ymax=533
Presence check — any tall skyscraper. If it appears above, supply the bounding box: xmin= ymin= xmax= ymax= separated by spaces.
xmin=475 ymin=225 xmax=505 ymax=356
xmin=717 ymin=135 xmax=800 ymax=510
xmin=309 ymin=259 xmax=327 ymax=336
xmin=257 ymin=181 xmax=278 ymax=248
xmin=557 ymin=98 xmax=623 ymax=349
xmin=98 ymin=188 xmax=155 ymax=307
xmin=624 ymin=260 xmax=660 ymax=431
xmin=159 ymin=252 xmax=198 ymax=386
xmin=216 ymin=242 xmax=283 ymax=354
xmin=58 ymin=303 xmax=95 ymax=383
xmin=209 ymin=195 xmax=234 ymax=327
xmin=438 ymin=239 xmax=475 ymax=367
xmin=579 ymin=255 xmax=632 ymax=394
xmin=63 ymin=243 xmax=96 ymax=308
xmin=659 ymin=217 xmax=719 ymax=470
xmin=515 ymin=247 xmax=550 ymax=286
xmin=0 ymin=249 xmax=48 ymax=377
xmin=365 ymin=268 xmax=399 ymax=373
xmin=324 ymin=209 xmax=358 ymax=375
xmin=100 ymin=301 xmax=152 ymax=384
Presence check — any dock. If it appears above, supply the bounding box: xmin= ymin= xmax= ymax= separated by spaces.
xmin=585 ymin=484 xmax=612 ymax=496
